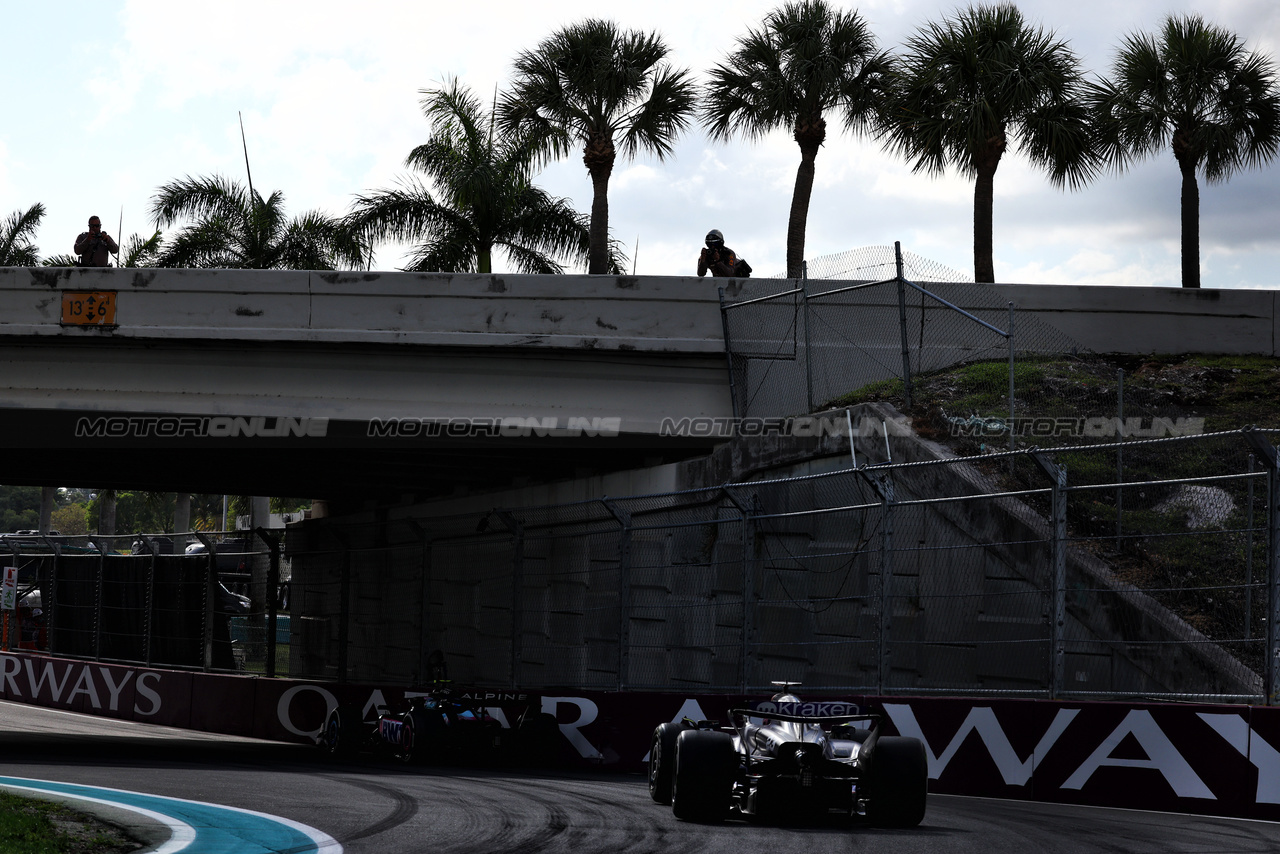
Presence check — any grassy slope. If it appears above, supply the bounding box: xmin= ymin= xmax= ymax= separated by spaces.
xmin=832 ymin=354 xmax=1280 ymax=680
xmin=0 ymin=792 xmax=136 ymax=854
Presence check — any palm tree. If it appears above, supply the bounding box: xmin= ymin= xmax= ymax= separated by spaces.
xmin=499 ymin=19 xmax=697 ymax=274
xmin=150 ymin=176 xmax=364 ymax=270
xmin=702 ymin=0 xmax=891 ymax=278
xmin=121 ymin=230 xmax=165 ymax=268
xmin=348 ymin=79 xmax=597 ymax=274
xmin=880 ymin=4 xmax=1097 ymax=283
xmin=0 ymin=203 xmax=45 ymax=266
xmin=1088 ymin=15 xmax=1280 ymax=289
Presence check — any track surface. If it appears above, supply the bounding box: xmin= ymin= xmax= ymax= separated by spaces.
xmin=1 ymin=701 xmax=1278 ymax=853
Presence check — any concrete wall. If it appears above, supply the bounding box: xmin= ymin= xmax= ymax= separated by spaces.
xmin=0 ymin=267 xmax=725 ymax=352
xmin=0 ymin=267 xmax=733 ymax=433
xmin=293 ymin=401 xmax=1257 ymax=697
xmin=990 ymin=283 xmax=1279 ymax=356
xmin=6 ymin=266 xmax=1273 ymax=357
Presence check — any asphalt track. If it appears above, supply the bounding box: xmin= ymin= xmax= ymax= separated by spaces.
xmin=1 ymin=701 xmax=1279 ymax=853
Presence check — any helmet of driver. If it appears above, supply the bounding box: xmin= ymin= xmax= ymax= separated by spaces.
xmin=705 ymin=229 xmax=724 ymax=249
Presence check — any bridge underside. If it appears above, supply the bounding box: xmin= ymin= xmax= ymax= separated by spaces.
xmin=0 ymin=336 xmax=729 ymax=508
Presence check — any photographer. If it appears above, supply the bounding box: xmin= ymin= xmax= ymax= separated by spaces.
xmin=697 ymin=229 xmax=749 ymax=278
xmin=73 ymin=215 xmax=119 ymax=267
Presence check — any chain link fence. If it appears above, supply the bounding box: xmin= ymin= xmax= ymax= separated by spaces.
xmin=269 ymin=428 xmax=1275 ymax=701
xmin=723 ymin=243 xmax=1082 ymax=424
xmin=0 ymin=531 xmax=288 ymax=676
xmin=3 ymin=429 xmax=1275 ymax=703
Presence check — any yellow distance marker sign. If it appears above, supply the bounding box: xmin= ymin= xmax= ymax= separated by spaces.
xmin=61 ymin=291 xmax=118 ymax=326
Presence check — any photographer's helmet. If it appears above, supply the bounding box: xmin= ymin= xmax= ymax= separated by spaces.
xmin=705 ymin=229 xmax=724 ymax=249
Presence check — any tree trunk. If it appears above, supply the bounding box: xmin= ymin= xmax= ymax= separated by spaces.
xmin=249 ymin=496 xmax=271 ymax=663
xmin=1178 ymin=156 xmax=1201 ymax=289
xmin=173 ymin=494 xmax=191 ymax=553
xmin=99 ymin=490 xmax=117 ymax=536
xmin=588 ymin=166 xmax=612 ymax=274
xmin=478 ymin=244 xmax=492 ymax=275
xmin=972 ymin=134 xmax=1006 ymax=285
xmin=787 ymin=140 xmax=821 ymax=279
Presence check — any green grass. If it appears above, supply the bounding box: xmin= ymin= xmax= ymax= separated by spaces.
xmin=0 ymin=791 xmax=135 ymax=853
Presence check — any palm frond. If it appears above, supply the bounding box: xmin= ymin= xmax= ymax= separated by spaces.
xmin=0 ymin=202 xmax=46 ymax=266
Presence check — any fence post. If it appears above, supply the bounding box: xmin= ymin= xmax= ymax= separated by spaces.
xmin=1116 ymin=368 xmax=1125 ymax=544
xmin=255 ymin=527 xmax=281 ymax=679
xmin=717 ymin=286 xmax=742 ymax=419
xmin=894 ymin=242 xmax=913 ymax=410
xmin=91 ymin=539 xmax=103 ymax=661
xmin=721 ymin=488 xmax=756 ymax=692
xmin=338 ymin=536 xmax=351 ymax=683
xmin=495 ymin=511 xmax=524 ymax=689
xmin=1245 ymin=430 xmax=1280 ymax=703
xmin=135 ymin=534 xmax=159 ymax=666
xmin=803 ymin=261 xmax=814 ymax=413
xmin=407 ymin=521 xmax=430 ymax=686
xmin=1007 ymin=302 xmax=1015 ymax=457
xmin=1247 ymin=455 xmax=1256 ymax=642
xmin=859 ymin=472 xmax=895 ymax=695
xmin=194 ymin=532 xmax=215 ymax=672
xmin=1032 ymin=451 xmax=1068 ymax=699
xmin=743 ymin=495 xmax=759 ymax=692
xmin=205 ymin=544 xmax=216 ymax=672
xmin=602 ymin=500 xmax=632 ymax=692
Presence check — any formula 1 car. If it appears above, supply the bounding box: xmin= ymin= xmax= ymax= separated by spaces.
xmin=321 ymin=681 xmax=561 ymax=766
xmin=648 ymin=688 xmax=927 ymax=826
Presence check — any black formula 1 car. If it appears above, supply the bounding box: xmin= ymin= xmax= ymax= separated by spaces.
xmin=321 ymin=682 xmax=560 ymax=766
xmin=648 ymin=689 xmax=927 ymax=826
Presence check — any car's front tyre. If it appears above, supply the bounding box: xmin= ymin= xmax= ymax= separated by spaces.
xmin=648 ymin=722 xmax=682 ymax=804
xmin=321 ymin=705 xmax=363 ymax=757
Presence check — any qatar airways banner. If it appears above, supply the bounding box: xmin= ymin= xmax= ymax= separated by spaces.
xmin=2 ymin=650 xmax=1277 ymax=821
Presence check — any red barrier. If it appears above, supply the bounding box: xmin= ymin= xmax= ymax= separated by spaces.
xmin=1 ymin=651 xmax=1276 ymax=821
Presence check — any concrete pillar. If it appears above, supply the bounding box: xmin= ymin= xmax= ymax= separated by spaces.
xmin=38 ymin=487 xmax=56 ymax=534
xmin=173 ymin=494 xmax=191 ymax=552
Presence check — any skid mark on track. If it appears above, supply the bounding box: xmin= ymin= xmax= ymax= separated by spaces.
xmin=324 ymin=776 xmax=420 ymax=843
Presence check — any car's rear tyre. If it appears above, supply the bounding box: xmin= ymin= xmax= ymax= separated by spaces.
xmin=648 ymin=722 xmax=681 ymax=804
xmin=671 ymin=730 xmax=735 ymax=822
xmin=321 ymin=704 xmax=362 ymax=757
xmin=865 ymin=736 xmax=928 ymax=828
xmin=517 ymin=711 xmax=561 ymax=766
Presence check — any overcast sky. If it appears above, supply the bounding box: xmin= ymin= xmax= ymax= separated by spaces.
xmin=6 ymin=0 xmax=1279 ymax=286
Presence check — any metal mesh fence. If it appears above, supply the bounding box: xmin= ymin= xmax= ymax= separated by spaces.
xmin=725 ymin=243 xmax=1082 ymax=419
xmin=4 ymin=431 xmax=1275 ymax=704
xmin=0 ymin=531 xmax=288 ymax=675
xmin=271 ymin=429 xmax=1275 ymax=702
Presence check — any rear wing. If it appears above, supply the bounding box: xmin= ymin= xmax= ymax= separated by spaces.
xmin=729 ymin=708 xmax=879 ymax=726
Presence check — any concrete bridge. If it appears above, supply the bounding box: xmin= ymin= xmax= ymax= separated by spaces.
xmin=0 ymin=267 xmax=733 ymax=504
xmin=3 ymin=264 xmax=1277 ymax=506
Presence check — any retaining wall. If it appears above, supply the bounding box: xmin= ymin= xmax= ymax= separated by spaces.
xmin=0 ymin=650 xmax=1275 ymax=821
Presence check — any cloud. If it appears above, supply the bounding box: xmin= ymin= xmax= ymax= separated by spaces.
xmin=8 ymin=0 xmax=1280 ymax=284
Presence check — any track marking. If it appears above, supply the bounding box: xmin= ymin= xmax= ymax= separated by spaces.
xmin=0 ymin=776 xmax=342 ymax=853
